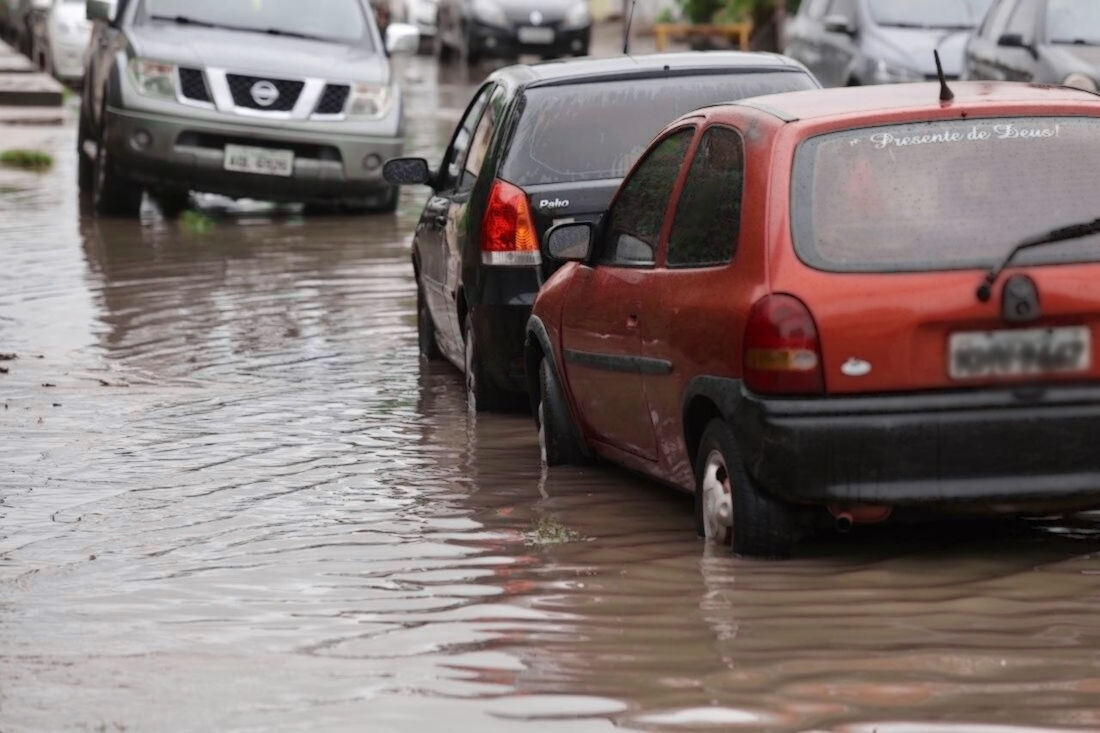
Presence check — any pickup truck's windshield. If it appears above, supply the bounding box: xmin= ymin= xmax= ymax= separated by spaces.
xmin=144 ymin=0 xmax=370 ymax=44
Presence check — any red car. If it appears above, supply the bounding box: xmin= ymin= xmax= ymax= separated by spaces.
xmin=525 ymin=82 xmax=1100 ymax=558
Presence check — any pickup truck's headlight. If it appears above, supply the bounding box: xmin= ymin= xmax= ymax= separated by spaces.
xmin=563 ymin=1 xmax=590 ymax=29
xmin=347 ymin=82 xmax=392 ymax=119
xmin=872 ymin=59 xmax=923 ymax=84
xmin=472 ymin=0 xmax=507 ymax=27
xmin=1063 ymin=72 xmax=1097 ymax=92
xmin=128 ymin=58 xmax=177 ymax=99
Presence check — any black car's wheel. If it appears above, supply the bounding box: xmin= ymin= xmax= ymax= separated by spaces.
xmin=464 ymin=316 xmax=507 ymax=413
xmin=694 ymin=419 xmax=803 ymax=559
xmin=417 ymin=286 xmax=442 ymax=361
xmin=76 ymin=112 xmax=94 ymax=193
xmin=92 ymin=114 xmax=143 ymax=217
xmin=537 ymin=358 xmax=586 ymax=466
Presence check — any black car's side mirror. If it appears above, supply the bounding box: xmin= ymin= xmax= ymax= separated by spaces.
xmin=823 ymin=14 xmax=856 ymax=36
xmin=545 ymin=222 xmax=594 ymax=262
xmin=997 ymin=32 xmax=1038 ymax=58
xmin=383 ymin=157 xmax=433 ymax=186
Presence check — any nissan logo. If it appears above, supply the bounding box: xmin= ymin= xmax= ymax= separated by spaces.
xmin=250 ymin=81 xmax=280 ymax=108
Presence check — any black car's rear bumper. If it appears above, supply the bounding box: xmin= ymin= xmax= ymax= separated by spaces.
xmin=719 ymin=380 xmax=1100 ymax=511
xmin=469 ymin=267 xmax=541 ymax=395
xmin=469 ymin=21 xmax=590 ymax=58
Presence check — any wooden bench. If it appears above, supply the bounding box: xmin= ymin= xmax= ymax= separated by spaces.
xmin=652 ymin=22 xmax=753 ymax=52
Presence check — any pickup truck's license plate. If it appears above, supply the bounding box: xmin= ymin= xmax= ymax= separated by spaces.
xmin=949 ymin=326 xmax=1091 ymax=379
xmin=518 ymin=26 xmax=555 ymax=44
xmin=224 ymin=144 xmax=294 ymax=177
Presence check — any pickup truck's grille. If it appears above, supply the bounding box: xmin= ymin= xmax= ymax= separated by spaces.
xmin=226 ymin=74 xmax=303 ymax=112
xmin=179 ymin=68 xmax=211 ymax=103
xmin=315 ymin=84 xmax=350 ymax=115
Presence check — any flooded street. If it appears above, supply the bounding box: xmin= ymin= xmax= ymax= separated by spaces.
xmin=5 ymin=53 xmax=1100 ymax=732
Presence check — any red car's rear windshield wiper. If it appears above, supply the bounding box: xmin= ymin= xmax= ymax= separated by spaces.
xmin=977 ymin=217 xmax=1100 ymax=301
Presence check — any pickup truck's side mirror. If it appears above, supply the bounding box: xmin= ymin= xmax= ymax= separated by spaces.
xmin=386 ymin=23 xmax=420 ymax=55
xmin=823 ymin=14 xmax=856 ymax=35
xmin=86 ymin=0 xmax=115 ymax=23
xmin=545 ymin=222 xmax=594 ymax=262
xmin=384 ymin=157 xmax=433 ymax=186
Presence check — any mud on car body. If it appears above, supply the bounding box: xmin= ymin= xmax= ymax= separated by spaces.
xmin=79 ymin=0 xmax=419 ymax=217
xmin=527 ymin=82 xmax=1100 ymax=558
xmin=384 ymin=53 xmax=818 ymax=412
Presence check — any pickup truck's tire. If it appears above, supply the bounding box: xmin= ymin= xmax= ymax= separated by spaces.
xmin=695 ymin=419 xmax=803 ymax=559
xmin=537 ymin=358 xmax=586 ymax=467
xmin=151 ymin=190 xmax=191 ymax=218
xmin=92 ymin=116 xmax=142 ymax=217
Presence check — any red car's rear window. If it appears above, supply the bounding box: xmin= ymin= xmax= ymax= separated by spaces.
xmin=791 ymin=116 xmax=1100 ymax=273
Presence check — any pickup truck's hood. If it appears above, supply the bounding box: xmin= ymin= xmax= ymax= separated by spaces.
xmin=128 ymin=25 xmax=387 ymax=84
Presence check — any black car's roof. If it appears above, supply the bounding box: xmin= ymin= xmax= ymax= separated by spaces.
xmin=491 ymin=52 xmax=811 ymax=89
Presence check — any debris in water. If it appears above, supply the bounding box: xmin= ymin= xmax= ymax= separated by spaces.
xmin=0 ymin=353 xmax=16 ymax=361
xmin=180 ymin=210 xmax=215 ymax=234
xmin=41 ymin=383 xmax=56 ymax=388
xmin=527 ymin=517 xmax=584 ymax=546
xmin=0 ymin=149 xmax=54 ymax=172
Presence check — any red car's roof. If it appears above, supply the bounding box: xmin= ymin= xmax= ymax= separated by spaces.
xmin=729 ymin=82 xmax=1100 ymax=123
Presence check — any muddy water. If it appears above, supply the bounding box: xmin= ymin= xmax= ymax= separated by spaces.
xmin=4 ymin=57 xmax=1100 ymax=733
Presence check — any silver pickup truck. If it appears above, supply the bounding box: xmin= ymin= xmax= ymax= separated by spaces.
xmin=79 ymin=0 xmax=418 ymax=216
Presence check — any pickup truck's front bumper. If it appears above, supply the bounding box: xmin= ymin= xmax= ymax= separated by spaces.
xmin=103 ymin=106 xmax=403 ymax=205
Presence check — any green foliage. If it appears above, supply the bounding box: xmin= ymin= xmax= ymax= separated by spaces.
xmin=180 ymin=210 xmax=215 ymax=234
xmin=677 ymin=0 xmax=800 ymax=24
xmin=0 ymin=149 xmax=53 ymax=172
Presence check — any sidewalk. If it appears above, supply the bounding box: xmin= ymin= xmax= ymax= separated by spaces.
xmin=0 ymin=39 xmax=64 ymax=108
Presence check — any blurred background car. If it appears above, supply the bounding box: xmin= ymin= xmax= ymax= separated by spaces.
xmin=964 ymin=0 xmax=1100 ymax=91
xmin=785 ymin=0 xmax=995 ymax=87
xmin=435 ymin=0 xmax=591 ymax=64
xmin=10 ymin=0 xmax=49 ymax=59
xmin=79 ymin=0 xmax=419 ymax=217
xmin=43 ymin=0 xmax=92 ymax=82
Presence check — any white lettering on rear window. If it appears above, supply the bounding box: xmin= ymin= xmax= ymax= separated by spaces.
xmin=864 ymin=122 xmax=1061 ymax=150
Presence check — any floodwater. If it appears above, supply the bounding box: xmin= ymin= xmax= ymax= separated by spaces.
xmin=4 ymin=55 xmax=1100 ymax=733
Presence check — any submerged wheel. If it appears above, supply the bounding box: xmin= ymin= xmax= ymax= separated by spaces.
xmin=417 ymin=285 xmax=442 ymax=361
xmin=464 ymin=316 xmax=507 ymax=413
xmin=694 ymin=419 xmax=802 ymax=559
xmin=152 ymin=189 xmax=191 ymax=218
xmin=537 ymin=358 xmax=586 ymax=466
xmin=76 ymin=112 xmax=94 ymax=193
xmin=92 ymin=114 xmax=142 ymax=217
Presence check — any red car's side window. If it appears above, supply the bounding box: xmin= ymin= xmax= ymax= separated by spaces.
xmin=598 ymin=127 xmax=695 ymax=267
xmin=666 ymin=126 xmax=745 ymax=268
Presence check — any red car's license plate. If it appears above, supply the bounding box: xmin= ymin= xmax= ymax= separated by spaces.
xmin=949 ymin=326 xmax=1091 ymax=379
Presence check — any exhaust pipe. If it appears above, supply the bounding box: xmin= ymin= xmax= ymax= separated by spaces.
xmin=834 ymin=512 xmax=854 ymax=534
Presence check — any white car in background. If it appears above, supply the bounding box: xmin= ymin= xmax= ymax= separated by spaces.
xmin=395 ymin=0 xmax=436 ymax=49
xmin=45 ymin=0 xmax=91 ymax=82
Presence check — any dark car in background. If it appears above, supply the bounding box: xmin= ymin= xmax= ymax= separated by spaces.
xmin=434 ymin=0 xmax=591 ymax=64
xmin=383 ymin=53 xmax=818 ymax=411
xmin=965 ymin=0 xmax=1100 ymax=92
xmin=79 ymin=0 xmax=418 ymax=217
xmin=785 ymin=0 xmax=994 ymax=86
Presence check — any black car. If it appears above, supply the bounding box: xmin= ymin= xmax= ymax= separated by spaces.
xmin=965 ymin=0 xmax=1100 ymax=92
xmin=434 ymin=0 xmax=591 ymax=63
xmin=383 ymin=53 xmax=819 ymax=411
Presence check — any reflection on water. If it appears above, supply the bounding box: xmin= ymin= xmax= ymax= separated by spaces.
xmin=3 ymin=55 xmax=1100 ymax=733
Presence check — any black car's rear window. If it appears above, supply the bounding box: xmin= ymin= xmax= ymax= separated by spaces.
xmin=791 ymin=117 xmax=1100 ymax=273
xmin=500 ymin=71 xmax=816 ymax=186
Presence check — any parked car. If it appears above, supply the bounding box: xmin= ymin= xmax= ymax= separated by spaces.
xmin=44 ymin=0 xmax=92 ymax=82
xmin=785 ymin=0 xmax=995 ymax=87
xmin=11 ymin=0 xmax=49 ymax=59
xmin=527 ymin=82 xmax=1100 ymax=558
xmin=964 ymin=0 xmax=1100 ymax=91
xmin=79 ymin=0 xmax=419 ymax=217
xmin=435 ymin=0 xmax=591 ymax=63
xmin=383 ymin=53 xmax=818 ymax=411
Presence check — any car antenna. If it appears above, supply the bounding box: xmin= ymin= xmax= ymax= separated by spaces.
xmin=623 ymin=0 xmax=639 ymax=55
xmin=934 ymin=50 xmax=954 ymax=103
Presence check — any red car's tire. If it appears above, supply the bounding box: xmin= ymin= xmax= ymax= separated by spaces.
xmin=694 ymin=419 xmax=803 ymax=559
xmin=537 ymin=358 xmax=587 ymax=467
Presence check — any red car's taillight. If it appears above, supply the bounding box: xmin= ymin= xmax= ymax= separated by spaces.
xmin=743 ymin=294 xmax=824 ymax=395
xmin=481 ymin=179 xmax=541 ymax=266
